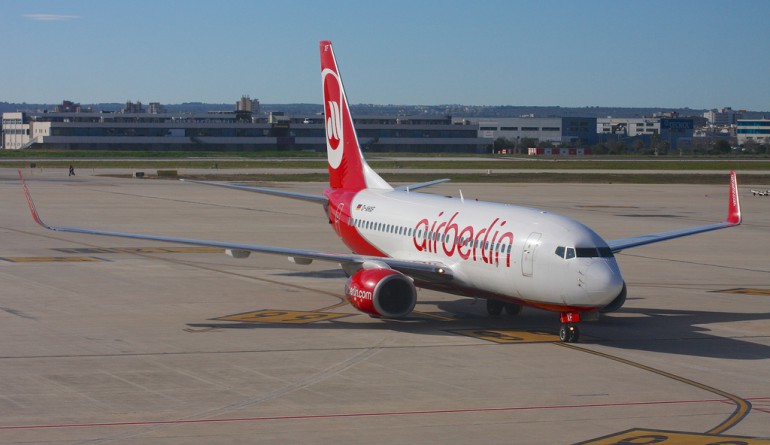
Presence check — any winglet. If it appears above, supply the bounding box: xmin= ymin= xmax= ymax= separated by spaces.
xmin=726 ymin=170 xmax=741 ymax=225
xmin=18 ymin=170 xmax=52 ymax=229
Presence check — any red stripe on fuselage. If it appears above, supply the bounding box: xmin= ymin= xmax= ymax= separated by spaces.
xmin=325 ymin=188 xmax=386 ymax=257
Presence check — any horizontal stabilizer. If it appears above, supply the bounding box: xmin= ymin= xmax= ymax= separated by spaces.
xmin=396 ymin=178 xmax=450 ymax=192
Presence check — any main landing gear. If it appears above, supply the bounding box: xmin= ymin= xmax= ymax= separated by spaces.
xmin=559 ymin=312 xmax=581 ymax=343
xmin=485 ymin=302 xmax=582 ymax=343
xmin=486 ymin=300 xmax=522 ymax=316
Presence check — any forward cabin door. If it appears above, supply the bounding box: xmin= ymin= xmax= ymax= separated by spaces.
xmin=521 ymin=232 xmax=542 ymax=277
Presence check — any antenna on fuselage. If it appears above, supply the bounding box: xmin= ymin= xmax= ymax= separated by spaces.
xmin=459 ymin=189 xmax=464 ymax=203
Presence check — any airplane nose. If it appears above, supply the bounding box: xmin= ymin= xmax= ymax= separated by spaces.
xmin=585 ymin=260 xmax=624 ymax=304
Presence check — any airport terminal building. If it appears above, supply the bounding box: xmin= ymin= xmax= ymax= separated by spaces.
xmin=458 ymin=117 xmax=600 ymax=147
xmin=597 ymin=116 xmax=695 ymax=149
xmin=2 ymin=107 xmax=491 ymax=153
xmin=2 ymin=102 xmax=705 ymax=153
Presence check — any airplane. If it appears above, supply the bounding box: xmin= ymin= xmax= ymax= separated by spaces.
xmin=750 ymin=189 xmax=769 ymax=196
xmin=19 ymin=40 xmax=742 ymax=343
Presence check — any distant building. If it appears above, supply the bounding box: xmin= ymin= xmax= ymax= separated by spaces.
xmin=597 ymin=117 xmax=694 ymax=149
xmin=2 ymin=107 xmax=490 ymax=153
xmin=148 ymin=102 xmax=167 ymax=114
xmin=704 ymin=107 xmax=744 ymax=126
xmin=457 ymin=117 xmax=599 ymax=147
xmin=236 ymin=95 xmax=259 ymax=113
xmin=121 ymin=101 xmax=144 ymax=113
xmin=736 ymin=119 xmax=770 ymax=145
xmin=54 ymin=100 xmax=82 ymax=113
xmin=527 ymin=147 xmax=591 ymax=156
xmin=1 ymin=112 xmax=30 ymax=149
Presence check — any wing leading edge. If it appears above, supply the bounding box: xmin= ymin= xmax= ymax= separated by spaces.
xmin=607 ymin=170 xmax=741 ymax=252
xmin=18 ymin=171 xmax=451 ymax=282
xmin=180 ymin=179 xmax=329 ymax=205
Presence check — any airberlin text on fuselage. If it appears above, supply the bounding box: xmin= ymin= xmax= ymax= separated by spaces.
xmin=413 ymin=212 xmax=514 ymax=267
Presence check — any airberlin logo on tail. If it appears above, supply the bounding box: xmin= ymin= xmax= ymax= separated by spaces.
xmin=322 ymin=68 xmax=344 ymax=169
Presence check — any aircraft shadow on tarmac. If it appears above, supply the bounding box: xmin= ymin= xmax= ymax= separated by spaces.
xmin=187 ymin=293 xmax=769 ymax=360
xmin=586 ymin=307 xmax=770 ymax=360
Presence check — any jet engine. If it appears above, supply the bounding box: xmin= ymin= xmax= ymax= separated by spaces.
xmin=600 ymin=281 xmax=627 ymax=313
xmin=345 ymin=268 xmax=416 ymax=318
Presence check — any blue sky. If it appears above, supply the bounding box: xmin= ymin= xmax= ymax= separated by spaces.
xmin=3 ymin=0 xmax=769 ymax=110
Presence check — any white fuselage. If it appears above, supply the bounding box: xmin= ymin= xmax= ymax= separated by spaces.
xmin=345 ymin=189 xmax=624 ymax=311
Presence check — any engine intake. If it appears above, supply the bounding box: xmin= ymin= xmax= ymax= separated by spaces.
xmin=345 ymin=268 xmax=416 ymax=318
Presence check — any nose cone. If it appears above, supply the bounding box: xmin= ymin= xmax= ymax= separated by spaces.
xmin=585 ymin=260 xmax=624 ymax=305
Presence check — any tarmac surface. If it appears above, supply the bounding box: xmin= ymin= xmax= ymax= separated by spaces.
xmin=1 ymin=167 xmax=769 ymax=444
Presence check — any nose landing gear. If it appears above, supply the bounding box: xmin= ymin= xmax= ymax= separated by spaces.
xmin=559 ymin=324 xmax=580 ymax=343
xmin=559 ymin=312 xmax=581 ymax=343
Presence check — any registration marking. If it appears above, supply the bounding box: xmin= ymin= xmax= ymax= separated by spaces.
xmin=576 ymin=428 xmax=770 ymax=444
xmin=215 ymin=309 xmax=351 ymax=324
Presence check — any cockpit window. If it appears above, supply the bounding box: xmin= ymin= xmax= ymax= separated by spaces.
xmin=598 ymin=247 xmax=614 ymax=257
xmin=557 ymin=245 xmax=614 ymax=260
xmin=576 ymin=247 xmax=614 ymax=258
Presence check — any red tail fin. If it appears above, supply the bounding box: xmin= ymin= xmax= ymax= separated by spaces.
xmin=726 ymin=170 xmax=741 ymax=225
xmin=320 ymin=40 xmax=390 ymax=191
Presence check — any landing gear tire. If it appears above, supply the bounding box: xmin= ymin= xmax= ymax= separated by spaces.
xmin=559 ymin=324 xmax=580 ymax=343
xmin=504 ymin=303 xmax=522 ymax=316
xmin=486 ymin=299 xmax=504 ymax=316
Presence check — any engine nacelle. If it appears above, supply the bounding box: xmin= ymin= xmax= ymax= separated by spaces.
xmin=600 ymin=281 xmax=627 ymax=313
xmin=345 ymin=268 xmax=416 ymax=318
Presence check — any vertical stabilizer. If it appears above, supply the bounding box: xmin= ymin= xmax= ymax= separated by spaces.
xmin=726 ymin=170 xmax=741 ymax=225
xmin=320 ymin=40 xmax=391 ymax=191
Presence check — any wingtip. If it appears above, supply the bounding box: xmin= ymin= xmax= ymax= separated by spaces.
xmin=727 ymin=170 xmax=742 ymax=225
xmin=18 ymin=170 xmax=51 ymax=229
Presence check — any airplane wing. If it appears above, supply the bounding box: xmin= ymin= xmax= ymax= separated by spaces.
xmin=19 ymin=171 xmax=451 ymax=282
xmin=607 ymin=171 xmax=741 ymax=252
xmin=180 ymin=179 xmax=328 ymax=205
xmin=182 ymin=177 xmax=450 ymax=200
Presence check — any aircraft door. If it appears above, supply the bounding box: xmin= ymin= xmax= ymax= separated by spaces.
xmin=521 ymin=232 xmax=542 ymax=277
